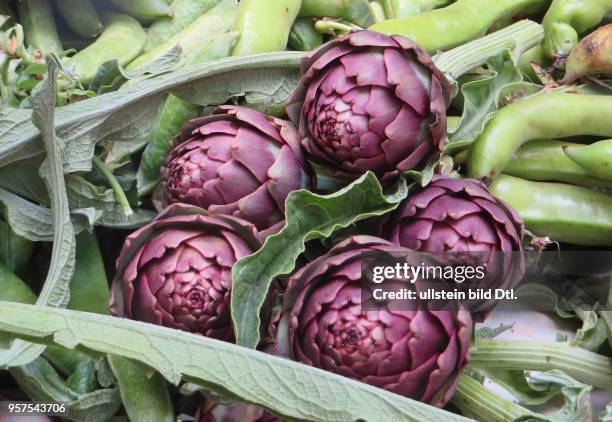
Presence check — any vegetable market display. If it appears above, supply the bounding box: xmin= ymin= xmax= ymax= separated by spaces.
xmin=0 ymin=0 xmax=611 ymax=421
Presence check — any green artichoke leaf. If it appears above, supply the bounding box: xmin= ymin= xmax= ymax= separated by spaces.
xmin=0 ymin=52 xmax=303 ymax=171
xmin=484 ymin=370 xmax=593 ymax=422
xmin=0 ymin=186 xmax=97 ymax=241
xmin=65 ymin=174 xmax=155 ymax=229
xmin=0 ymin=57 xmax=76 ymax=368
xmin=445 ymin=50 xmax=527 ymax=155
xmin=0 ymin=302 xmax=473 ymax=422
xmin=232 ymin=172 xmax=408 ymax=349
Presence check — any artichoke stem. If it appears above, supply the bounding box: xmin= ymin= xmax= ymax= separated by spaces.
xmin=469 ymin=339 xmax=612 ymax=391
xmin=452 ymin=373 xmax=536 ymax=421
xmin=92 ymin=156 xmax=133 ymax=217
xmin=434 ymin=20 xmax=544 ymax=83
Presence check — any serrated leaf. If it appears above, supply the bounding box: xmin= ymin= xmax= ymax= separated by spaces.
xmin=89 ymin=60 xmax=123 ymax=94
xmin=232 ymin=172 xmax=408 ymax=349
xmin=572 ymin=310 xmax=609 ymax=352
xmin=0 ymin=57 xmax=76 ymax=368
xmin=0 ymin=156 xmax=49 ymax=203
xmin=486 ymin=370 xmax=593 ymax=422
xmin=0 ymin=188 xmax=96 ymax=241
xmin=446 ymin=51 xmax=523 ymax=153
xmin=172 ymin=62 xmax=300 ymax=116
xmin=121 ymin=45 xmax=183 ymax=80
xmin=65 ymin=175 xmax=154 ymax=229
xmin=0 ymin=302 xmax=472 ymax=422
xmin=0 ymin=53 xmax=303 ymax=170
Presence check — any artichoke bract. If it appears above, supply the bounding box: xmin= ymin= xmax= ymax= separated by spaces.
xmin=279 ymin=236 xmax=472 ymax=407
xmin=161 ymin=106 xmax=313 ymax=231
xmin=386 ymin=177 xmax=525 ymax=252
xmin=384 ymin=177 xmax=525 ymax=315
xmin=109 ymin=204 xmax=260 ymax=342
xmin=286 ymin=30 xmax=452 ymax=181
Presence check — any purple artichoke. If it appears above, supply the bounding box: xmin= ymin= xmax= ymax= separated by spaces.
xmin=109 ymin=204 xmax=260 ymax=341
xmin=384 ymin=177 xmax=525 ymax=314
xmin=161 ymin=106 xmax=313 ymax=230
xmin=385 ymin=177 xmax=525 ymax=252
xmin=286 ymin=30 xmax=452 ymax=181
xmin=279 ymin=236 xmax=472 ymax=407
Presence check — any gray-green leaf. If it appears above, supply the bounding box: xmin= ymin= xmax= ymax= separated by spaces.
xmin=0 ymin=53 xmax=303 ymax=171
xmin=446 ymin=51 xmax=523 ymax=153
xmin=231 ymin=172 xmax=408 ymax=349
xmin=0 ymin=302 xmax=472 ymax=422
xmin=0 ymin=187 xmax=96 ymax=241
xmin=0 ymin=57 xmax=76 ymax=368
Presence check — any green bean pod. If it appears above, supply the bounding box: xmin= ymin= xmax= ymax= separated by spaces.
xmin=468 ymin=93 xmax=612 ymax=180
xmin=0 ymin=262 xmax=36 ymax=305
xmin=490 ymin=175 xmax=612 ymax=246
xmin=232 ymin=0 xmax=301 ymax=56
xmin=54 ymin=0 xmax=103 ymax=38
xmin=386 ymin=0 xmax=454 ymax=18
xmin=563 ymin=139 xmax=612 ymax=181
xmin=288 ymin=17 xmax=323 ymax=51
xmin=67 ymin=231 xmax=110 ymax=315
xmin=503 ymin=139 xmax=612 ymax=188
xmin=44 ymin=231 xmax=110 ymax=375
xmin=0 ymin=219 xmax=33 ymax=277
xmin=144 ymin=0 xmax=224 ymax=52
xmin=127 ymin=0 xmax=237 ymax=71
xmin=65 ymin=13 xmax=146 ymax=85
xmin=370 ymin=0 xmax=549 ymax=52
xmin=111 ymin=0 xmax=174 ymax=20
xmin=137 ymin=95 xmax=200 ymax=195
xmin=188 ymin=30 xmax=239 ymax=63
xmin=0 ymin=268 xmax=32 ymax=347
xmin=299 ymin=0 xmax=375 ymax=27
xmin=542 ymin=0 xmax=612 ymax=60
xmin=561 ymin=24 xmax=612 ymax=84
xmin=65 ymin=361 xmax=96 ymax=395
xmin=135 ymin=31 xmax=238 ymax=195
xmin=0 ymin=261 xmax=35 ymax=346
xmin=17 ymin=0 xmax=63 ymax=55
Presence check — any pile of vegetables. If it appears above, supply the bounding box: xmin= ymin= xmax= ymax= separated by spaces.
xmin=0 ymin=0 xmax=611 ymax=421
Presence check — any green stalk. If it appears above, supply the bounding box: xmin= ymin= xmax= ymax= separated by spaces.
xmin=369 ymin=1 xmax=387 ymax=22
xmin=92 ymin=156 xmax=133 ymax=217
xmin=434 ymin=20 xmax=544 ymax=81
xmin=381 ymin=0 xmax=396 ymax=18
xmin=452 ymin=374 xmax=536 ymax=421
xmin=469 ymin=340 xmax=612 ymax=391
xmin=314 ymin=19 xmax=360 ymax=35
